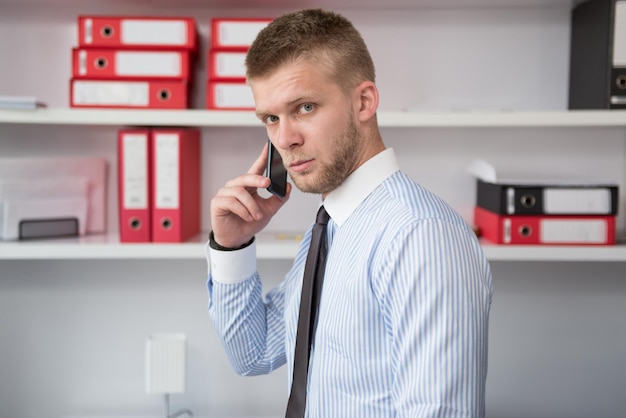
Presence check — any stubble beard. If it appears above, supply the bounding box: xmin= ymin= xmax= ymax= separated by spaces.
xmin=290 ymin=116 xmax=361 ymax=196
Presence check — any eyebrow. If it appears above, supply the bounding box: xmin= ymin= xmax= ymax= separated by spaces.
xmin=255 ymin=95 xmax=317 ymax=119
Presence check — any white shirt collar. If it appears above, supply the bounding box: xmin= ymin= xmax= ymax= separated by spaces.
xmin=323 ymin=148 xmax=400 ymax=227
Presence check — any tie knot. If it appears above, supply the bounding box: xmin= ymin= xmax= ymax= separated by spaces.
xmin=316 ymin=206 xmax=330 ymax=226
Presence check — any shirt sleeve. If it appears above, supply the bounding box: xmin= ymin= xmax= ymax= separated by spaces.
xmin=206 ymin=238 xmax=288 ymax=376
xmin=377 ymin=219 xmax=493 ymax=418
xmin=206 ymin=236 xmax=257 ymax=284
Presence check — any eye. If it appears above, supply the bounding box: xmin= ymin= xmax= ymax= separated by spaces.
xmin=264 ymin=115 xmax=279 ymax=125
xmin=299 ymin=103 xmax=315 ymax=114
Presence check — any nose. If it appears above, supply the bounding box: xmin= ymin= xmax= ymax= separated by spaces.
xmin=274 ymin=118 xmax=303 ymax=150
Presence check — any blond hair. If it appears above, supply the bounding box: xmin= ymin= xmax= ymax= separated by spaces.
xmin=245 ymin=9 xmax=376 ymax=93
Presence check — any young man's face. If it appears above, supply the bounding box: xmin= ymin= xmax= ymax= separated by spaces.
xmin=250 ymin=58 xmax=363 ymax=197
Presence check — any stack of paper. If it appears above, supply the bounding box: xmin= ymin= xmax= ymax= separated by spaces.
xmin=0 ymin=157 xmax=107 ymax=240
xmin=0 ymin=95 xmax=46 ymax=110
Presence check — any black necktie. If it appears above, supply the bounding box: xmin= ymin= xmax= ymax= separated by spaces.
xmin=285 ymin=205 xmax=330 ymax=418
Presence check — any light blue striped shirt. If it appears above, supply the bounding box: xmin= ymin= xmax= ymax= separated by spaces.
xmin=207 ymin=148 xmax=493 ymax=418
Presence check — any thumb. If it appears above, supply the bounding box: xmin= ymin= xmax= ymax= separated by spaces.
xmin=265 ymin=182 xmax=292 ymax=214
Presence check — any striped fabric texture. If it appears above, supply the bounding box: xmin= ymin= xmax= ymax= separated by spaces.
xmin=208 ymin=149 xmax=493 ymax=418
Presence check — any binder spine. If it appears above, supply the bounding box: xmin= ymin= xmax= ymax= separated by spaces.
xmin=474 ymin=206 xmax=617 ymax=245
xmin=70 ymin=79 xmax=189 ymax=109
xmin=118 ymin=129 xmax=152 ymax=243
xmin=208 ymin=49 xmax=247 ymax=81
xmin=476 ymin=181 xmax=543 ymax=215
xmin=210 ymin=18 xmax=272 ymax=49
xmin=476 ymin=180 xmax=619 ymax=215
xmin=151 ymin=128 xmax=201 ymax=242
xmin=206 ymin=81 xmax=255 ymax=110
xmin=78 ymin=16 xmax=197 ymax=51
xmin=568 ymin=0 xmax=624 ymax=109
xmin=72 ymin=48 xmax=190 ymax=80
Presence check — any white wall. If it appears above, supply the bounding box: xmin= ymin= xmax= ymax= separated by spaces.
xmin=0 ymin=258 xmax=291 ymax=418
xmin=0 ymin=4 xmax=625 ymax=418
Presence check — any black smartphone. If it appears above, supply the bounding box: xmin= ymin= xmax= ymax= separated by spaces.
xmin=265 ymin=139 xmax=288 ymax=198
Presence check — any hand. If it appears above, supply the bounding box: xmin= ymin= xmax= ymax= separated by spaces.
xmin=210 ymin=142 xmax=291 ymax=248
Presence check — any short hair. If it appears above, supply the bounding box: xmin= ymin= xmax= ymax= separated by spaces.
xmin=245 ymin=9 xmax=376 ymax=92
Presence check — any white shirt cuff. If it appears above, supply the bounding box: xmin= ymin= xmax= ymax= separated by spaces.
xmin=205 ymin=239 xmax=257 ymax=284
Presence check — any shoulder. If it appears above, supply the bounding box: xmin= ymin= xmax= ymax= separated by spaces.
xmin=361 ymin=171 xmax=487 ymax=266
xmin=373 ymin=170 xmax=470 ymax=232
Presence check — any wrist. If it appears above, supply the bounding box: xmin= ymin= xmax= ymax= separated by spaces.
xmin=209 ymin=231 xmax=255 ymax=251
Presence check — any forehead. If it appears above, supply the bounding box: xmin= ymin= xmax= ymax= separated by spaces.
xmin=250 ymin=59 xmax=341 ymax=113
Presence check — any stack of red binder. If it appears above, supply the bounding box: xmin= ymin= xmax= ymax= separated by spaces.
xmin=473 ymin=179 xmax=619 ymax=245
xmin=117 ymin=127 xmax=201 ymax=243
xmin=206 ymin=18 xmax=272 ymax=110
xmin=71 ymin=16 xmax=197 ymax=109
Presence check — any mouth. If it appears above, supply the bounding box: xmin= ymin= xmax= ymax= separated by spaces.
xmin=289 ymin=159 xmax=314 ymax=173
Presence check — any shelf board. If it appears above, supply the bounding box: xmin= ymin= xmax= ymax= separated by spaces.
xmin=379 ymin=109 xmax=626 ymax=127
xmin=2 ymin=108 xmax=626 ymax=128
xmin=0 ymin=232 xmax=300 ymax=260
xmin=0 ymin=108 xmax=262 ymax=127
xmin=480 ymin=241 xmax=626 ymax=262
xmin=0 ymin=233 xmax=209 ymax=260
xmin=1 ymin=232 xmax=625 ymax=262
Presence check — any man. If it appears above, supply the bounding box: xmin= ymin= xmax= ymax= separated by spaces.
xmin=207 ymin=8 xmax=493 ymax=418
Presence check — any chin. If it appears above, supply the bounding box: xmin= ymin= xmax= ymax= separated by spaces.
xmin=292 ymin=178 xmax=320 ymax=195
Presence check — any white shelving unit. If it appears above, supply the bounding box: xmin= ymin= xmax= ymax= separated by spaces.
xmin=0 ymin=2 xmax=624 ymax=263
xmin=2 ymin=107 xmax=626 ymax=127
xmin=1 ymin=107 xmax=625 ymax=262
xmin=1 ymin=232 xmax=625 ymax=261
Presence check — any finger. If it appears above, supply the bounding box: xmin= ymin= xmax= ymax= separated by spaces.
xmin=212 ymin=194 xmax=257 ymax=222
xmin=216 ymin=185 xmax=265 ymax=220
xmin=262 ymin=181 xmax=292 ymax=212
xmin=247 ymin=141 xmax=270 ymax=175
xmin=224 ymin=173 xmax=270 ymax=191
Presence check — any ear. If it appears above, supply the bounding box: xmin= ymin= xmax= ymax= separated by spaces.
xmin=354 ymin=81 xmax=379 ymax=122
